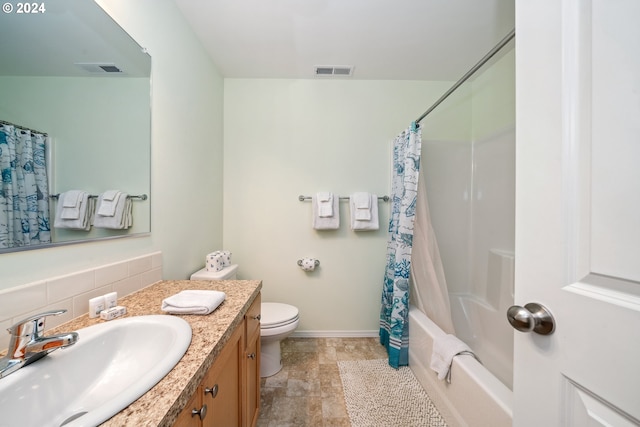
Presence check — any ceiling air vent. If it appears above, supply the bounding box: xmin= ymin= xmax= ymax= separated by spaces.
xmin=74 ymin=63 xmax=123 ymax=73
xmin=314 ymin=65 xmax=353 ymax=77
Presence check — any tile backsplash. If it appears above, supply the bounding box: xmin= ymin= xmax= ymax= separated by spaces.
xmin=0 ymin=252 xmax=163 ymax=352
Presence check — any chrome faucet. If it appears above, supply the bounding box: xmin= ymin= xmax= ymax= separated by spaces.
xmin=0 ymin=309 xmax=79 ymax=379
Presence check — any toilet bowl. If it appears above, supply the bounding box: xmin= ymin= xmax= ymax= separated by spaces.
xmin=260 ymin=302 xmax=299 ymax=377
xmin=190 ymin=264 xmax=299 ymax=377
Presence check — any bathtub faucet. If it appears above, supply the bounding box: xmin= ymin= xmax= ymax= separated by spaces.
xmin=0 ymin=309 xmax=79 ymax=379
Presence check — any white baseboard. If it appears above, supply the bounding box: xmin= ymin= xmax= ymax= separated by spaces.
xmin=290 ymin=330 xmax=379 ymax=338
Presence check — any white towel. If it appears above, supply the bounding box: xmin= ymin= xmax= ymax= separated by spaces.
xmin=60 ymin=190 xmax=83 ymax=219
xmin=97 ymin=190 xmax=122 ymax=216
xmin=312 ymin=194 xmax=339 ymax=230
xmin=352 ymin=192 xmax=372 ymax=220
xmin=54 ymin=191 xmax=93 ymax=230
xmin=430 ymin=334 xmax=476 ymax=382
xmin=316 ymin=192 xmax=334 ymax=217
xmin=349 ymin=193 xmax=379 ymax=231
xmin=161 ymin=290 xmax=226 ymax=315
xmin=94 ymin=192 xmax=132 ymax=229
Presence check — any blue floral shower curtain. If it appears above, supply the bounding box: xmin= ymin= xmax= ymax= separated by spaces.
xmin=0 ymin=123 xmax=51 ymax=248
xmin=380 ymin=123 xmax=421 ymax=368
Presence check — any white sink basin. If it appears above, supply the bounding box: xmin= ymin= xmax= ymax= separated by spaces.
xmin=0 ymin=315 xmax=192 ymax=427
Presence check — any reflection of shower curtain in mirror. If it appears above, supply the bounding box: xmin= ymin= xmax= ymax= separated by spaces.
xmin=0 ymin=123 xmax=51 ymax=248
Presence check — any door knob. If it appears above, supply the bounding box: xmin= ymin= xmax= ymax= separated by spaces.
xmin=507 ymin=303 xmax=555 ymax=335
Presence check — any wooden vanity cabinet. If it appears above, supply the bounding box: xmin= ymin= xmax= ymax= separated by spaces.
xmin=174 ymin=294 xmax=261 ymax=427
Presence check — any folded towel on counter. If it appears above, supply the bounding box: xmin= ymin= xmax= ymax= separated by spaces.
xmin=54 ymin=191 xmax=94 ymax=230
xmin=94 ymin=192 xmax=132 ymax=229
xmin=352 ymin=192 xmax=372 ymax=220
xmin=316 ymin=192 xmax=334 ymax=217
xmin=349 ymin=193 xmax=378 ymax=231
xmin=312 ymin=193 xmax=339 ymax=230
xmin=430 ymin=333 xmax=479 ymax=383
xmin=161 ymin=290 xmax=226 ymax=315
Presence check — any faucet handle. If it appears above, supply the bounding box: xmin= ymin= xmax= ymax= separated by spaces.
xmin=7 ymin=309 xmax=67 ymax=337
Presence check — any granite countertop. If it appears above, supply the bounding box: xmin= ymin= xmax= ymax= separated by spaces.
xmin=49 ymin=279 xmax=262 ymax=427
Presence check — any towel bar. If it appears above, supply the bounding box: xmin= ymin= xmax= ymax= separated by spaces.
xmin=298 ymin=195 xmax=389 ymax=202
xmin=50 ymin=193 xmax=148 ymax=201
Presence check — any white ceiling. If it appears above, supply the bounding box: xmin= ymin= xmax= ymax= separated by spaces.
xmin=173 ymin=0 xmax=515 ymax=81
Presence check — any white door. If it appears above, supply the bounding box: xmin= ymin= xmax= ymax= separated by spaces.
xmin=514 ymin=0 xmax=640 ymax=425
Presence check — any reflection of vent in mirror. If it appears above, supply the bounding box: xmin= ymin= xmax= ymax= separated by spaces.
xmin=314 ymin=66 xmax=353 ymax=77
xmin=74 ymin=63 xmax=123 ymax=73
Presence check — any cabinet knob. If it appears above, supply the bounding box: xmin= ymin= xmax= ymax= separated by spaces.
xmin=191 ymin=404 xmax=207 ymax=420
xmin=253 ymin=314 xmax=261 ymax=321
xmin=247 ymin=352 xmax=256 ymax=359
xmin=204 ymin=384 xmax=219 ymax=398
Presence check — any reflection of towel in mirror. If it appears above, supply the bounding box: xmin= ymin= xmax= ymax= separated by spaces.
xmin=94 ymin=191 xmax=132 ymax=229
xmin=60 ymin=190 xmax=83 ymax=219
xmin=161 ymin=290 xmax=226 ymax=315
xmin=54 ymin=191 xmax=93 ymax=230
xmin=97 ymin=190 xmax=121 ymax=216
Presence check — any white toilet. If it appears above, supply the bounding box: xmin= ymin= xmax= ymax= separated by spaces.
xmin=190 ymin=265 xmax=299 ymax=377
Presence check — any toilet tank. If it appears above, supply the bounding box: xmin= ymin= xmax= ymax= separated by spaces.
xmin=190 ymin=264 xmax=238 ymax=280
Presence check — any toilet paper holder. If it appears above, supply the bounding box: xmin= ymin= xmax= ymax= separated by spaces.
xmin=297 ymin=259 xmax=320 ymax=267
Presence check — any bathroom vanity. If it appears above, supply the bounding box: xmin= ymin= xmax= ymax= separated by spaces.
xmin=174 ymin=293 xmax=261 ymax=427
xmin=47 ymin=279 xmax=262 ymax=426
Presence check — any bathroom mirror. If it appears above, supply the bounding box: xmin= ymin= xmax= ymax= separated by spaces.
xmin=0 ymin=0 xmax=151 ymax=253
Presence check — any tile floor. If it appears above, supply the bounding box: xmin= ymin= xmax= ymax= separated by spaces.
xmin=256 ymin=337 xmax=389 ymax=427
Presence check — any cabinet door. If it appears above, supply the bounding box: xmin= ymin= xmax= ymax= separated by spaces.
xmin=202 ymin=326 xmax=243 ymax=427
xmin=173 ymin=389 xmax=204 ymax=427
xmin=245 ymin=329 xmax=260 ymax=427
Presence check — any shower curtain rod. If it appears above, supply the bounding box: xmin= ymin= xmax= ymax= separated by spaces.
xmin=0 ymin=119 xmax=49 ymax=136
xmin=415 ymin=28 xmax=515 ymax=124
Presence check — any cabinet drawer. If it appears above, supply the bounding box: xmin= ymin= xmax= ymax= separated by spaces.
xmin=245 ymin=294 xmax=261 ymax=340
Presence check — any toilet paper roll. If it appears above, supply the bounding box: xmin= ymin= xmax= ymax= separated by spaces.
xmin=299 ymin=258 xmax=319 ymax=272
xmin=206 ymin=250 xmax=232 ymax=271
xmin=206 ymin=253 xmax=224 ymax=272
xmin=218 ymin=250 xmax=232 ymax=267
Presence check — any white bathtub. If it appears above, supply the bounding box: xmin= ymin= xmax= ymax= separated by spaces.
xmin=408 ymin=306 xmax=512 ymax=427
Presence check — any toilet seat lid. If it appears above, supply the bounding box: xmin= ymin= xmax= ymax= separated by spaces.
xmin=261 ymin=302 xmax=299 ymax=328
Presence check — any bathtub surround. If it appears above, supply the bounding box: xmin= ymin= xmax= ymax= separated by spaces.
xmin=0 ymin=252 xmax=162 ymax=352
xmin=408 ymin=40 xmax=514 ymax=426
xmin=380 ymin=124 xmax=422 ymax=368
xmin=420 ymin=46 xmax=515 ymax=390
